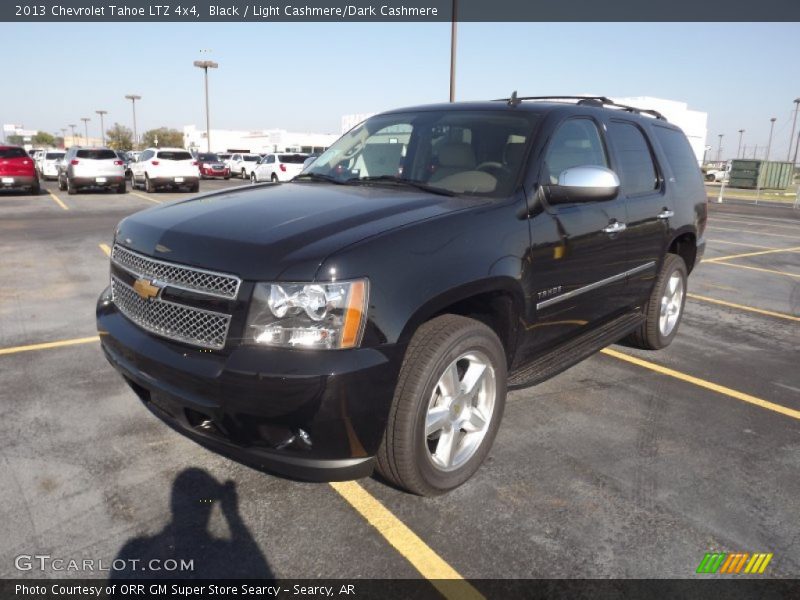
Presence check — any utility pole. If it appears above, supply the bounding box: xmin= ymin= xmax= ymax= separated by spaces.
xmin=790 ymin=98 xmax=800 ymax=162
xmin=765 ymin=117 xmax=777 ymax=162
xmin=193 ymin=60 xmax=218 ymax=152
xmin=793 ymin=130 xmax=800 ymax=166
xmin=449 ymin=0 xmax=457 ymax=102
xmin=80 ymin=118 xmax=91 ymax=145
xmin=60 ymin=128 xmax=67 ymax=148
xmin=68 ymin=124 xmax=77 ymax=146
xmin=125 ymin=94 xmax=141 ymax=149
xmin=95 ymin=110 xmax=107 ymax=146
xmin=716 ymin=134 xmax=724 ymax=162
xmin=736 ymin=129 xmax=745 ymax=158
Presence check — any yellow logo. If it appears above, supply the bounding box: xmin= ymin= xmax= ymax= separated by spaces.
xmin=133 ymin=278 xmax=161 ymax=301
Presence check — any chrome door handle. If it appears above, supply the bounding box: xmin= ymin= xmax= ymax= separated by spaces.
xmin=602 ymin=221 xmax=627 ymax=234
xmin=657 ymin=209 xmax=674 ymax=220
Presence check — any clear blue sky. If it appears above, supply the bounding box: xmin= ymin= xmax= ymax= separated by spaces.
xmin=2 ymin=22 xmax=798 ymax=158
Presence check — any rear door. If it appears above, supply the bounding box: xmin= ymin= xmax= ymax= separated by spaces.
xmin=605 ymin=119 xmax=667 ymax=302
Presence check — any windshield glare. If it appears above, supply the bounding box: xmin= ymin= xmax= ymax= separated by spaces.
xmin=302 ymin=110 xmax=538 ymax=197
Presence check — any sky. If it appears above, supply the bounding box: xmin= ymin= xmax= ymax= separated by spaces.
xmin=2 ymin=22 xmax=798 ymax=159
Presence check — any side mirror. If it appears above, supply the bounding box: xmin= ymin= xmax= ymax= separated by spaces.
xmin=545 ymin=165 xmax=620 ymax=205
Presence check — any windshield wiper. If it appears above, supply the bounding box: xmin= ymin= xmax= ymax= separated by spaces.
xmin=348 ymin=175 xmax=456 ymax=197
xmin=293 ymin=172 xmax=347 ymax=185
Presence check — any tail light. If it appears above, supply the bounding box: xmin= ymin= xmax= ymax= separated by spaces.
xmin=151 ymin=160 xmax=159 ymax=166
xmin=192 ymin=161 xmax=198 ymax=166
xmin=280 ymin=163 xmax=287 ymax=172
xmin=71 ymin=159 xmax=79 ymax=165
xmin=114 ymin=160 xmax=123 ymax=166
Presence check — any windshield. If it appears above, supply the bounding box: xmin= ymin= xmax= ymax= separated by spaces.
xmin=46 ymin=152 xmax=65 ymax=160
xmin=301 ymin=110 xmax=538 ymax=196
xmin=243 ymin=155 xmax=259 ymax=162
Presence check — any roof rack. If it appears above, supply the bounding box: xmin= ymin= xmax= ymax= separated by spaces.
xmin=494 ymin=92 xmax=667 ymax=121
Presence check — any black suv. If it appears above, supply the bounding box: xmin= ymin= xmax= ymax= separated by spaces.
xmin=97 ymin=96 xmax=706 ymax=495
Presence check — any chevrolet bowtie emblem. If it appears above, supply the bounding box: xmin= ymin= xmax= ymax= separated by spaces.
xmin=133 ymin=278 xmax=162 ymax=300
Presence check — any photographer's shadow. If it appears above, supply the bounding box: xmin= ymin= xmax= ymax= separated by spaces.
xmin=111 ymin=468 xmax=273 ymax=579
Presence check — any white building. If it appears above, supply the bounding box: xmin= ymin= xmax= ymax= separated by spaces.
xmin=183 ymin=125 xmax=339 ymax=154
xmin=342 ymin=96 xmax=709 ymax=163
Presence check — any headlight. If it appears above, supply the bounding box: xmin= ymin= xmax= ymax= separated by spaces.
xmin=245 ymin=279 xmax=368 ymax=349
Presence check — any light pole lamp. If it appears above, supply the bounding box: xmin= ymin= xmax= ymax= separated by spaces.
xmin=765 ymin=117 xmax=777 ymax=162
xmin=125 ymin=94 xmax=141 ymax=149
xmin=789 ymin=98 xmax=800 ymax=162
xmin=95 ymin=110 xmax=108 ymax=146
xmin=737 ymin=129 xmax=745 ymax=159
xmin=193 ymin=60 xmax=218 ymax=152
xmin=80 ymin=118 xmax=91 ymax=145
xmin=716 ymin=134 xmax=724 ymax=162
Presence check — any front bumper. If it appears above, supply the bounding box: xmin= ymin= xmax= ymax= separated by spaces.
xmin=200 ymin=167 xmax=230 ymax=178
xmin=96 ymin=288 xmax=402 ymax=481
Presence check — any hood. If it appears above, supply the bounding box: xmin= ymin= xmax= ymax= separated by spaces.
xmin=115 ymin=182 xmax=484 ymax=281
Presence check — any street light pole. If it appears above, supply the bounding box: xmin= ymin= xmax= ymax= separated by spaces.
xmin=789 ymin=98 xmax=800 ymax=162
xmin=125 ymin=94 xmax=141 ymax=149
xmin=95 ymin=110 xmax=107 ymax=146
xmin=68 ymin=124 xmax=77 ymax=146
xmin=81 ymin=117 xmax=91 ymax=145
xmin=193 ymin=60 xmax=218 ymax=152
xmin=716 ymin=134 xmax=724 ymax=162
xmin=449 ymin=0 xmax=457 ymax=103
xmin=736 ymin=129 xmax=745 ymax=158
xmin=765 ymin=117 xmax=777 ymax=162
xmin=60 ymin=128 xmax=67 ymax=148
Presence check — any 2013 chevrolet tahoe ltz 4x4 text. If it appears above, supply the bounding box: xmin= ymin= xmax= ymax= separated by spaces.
xmin=97 ymin=95 xmax=706 ymax=495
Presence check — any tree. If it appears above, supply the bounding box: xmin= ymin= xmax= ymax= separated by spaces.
xmin=141 ymin=127 xmax=184 ymax=149
xmin=106 ymin=123 xmax=134 ymax=151
xmin=6 ymin=135 xmax=23 ymax=145
xmin=32 ymin=131 xmax=55 ymax=146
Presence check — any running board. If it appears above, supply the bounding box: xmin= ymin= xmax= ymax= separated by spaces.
xmin=508 ymin=312 xmax=644 ymax=390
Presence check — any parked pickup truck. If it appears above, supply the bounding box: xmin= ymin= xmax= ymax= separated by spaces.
xmin=97 ymin=95 xmax=706 ymax=495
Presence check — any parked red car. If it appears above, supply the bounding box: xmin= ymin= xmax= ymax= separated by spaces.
xmin=0 ymin=145 xmax=40 ymax=194
xmin=197 ymin=152 xmax=230 ymax=179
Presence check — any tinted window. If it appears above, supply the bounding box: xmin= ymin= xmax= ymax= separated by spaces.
xmin=46 ymin=152 xmax=65 ymax=160
xmin=198 ymin=153 xmax=219 ymax=161
xmin=0 ymin=147 xmax=30 ymax=158
xmin=652 ymin=125 xmax=703 ymax=197
xmin=157 ymin=151 xmax=192 ymax=160
xmin=76 ymin=149 xmax=117 ymax=160
xmin=243 ymin=155 xmax=259 ymax=162
xmin=543 ymin=119 xmax=607 ymax=184
xmin=609 ymin=121 xmax=658 ymax=195
xmin=266 ymin=155 xmax=275 ymax=164
xmin=278 ymin=154 xmax=307 ymax=164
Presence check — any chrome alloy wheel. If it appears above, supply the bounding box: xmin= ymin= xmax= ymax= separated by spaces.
xmin=425 ymin=351 xmax=497 ymax=472
xmin=659 ymin=271 xmax=684 ymax=337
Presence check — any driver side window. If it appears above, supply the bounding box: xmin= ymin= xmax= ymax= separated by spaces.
xmin=543 ymin=119 xmax=608 ymax=184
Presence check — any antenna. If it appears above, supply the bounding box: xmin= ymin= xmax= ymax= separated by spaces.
xmin=507 ymin=91 xmax=520 ymax=107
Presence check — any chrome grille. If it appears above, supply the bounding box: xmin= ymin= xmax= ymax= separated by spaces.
xmin=111 ymin=276 xmax=231 ymax=350
xmin=111 ymin=245 xmax=241 ymax=299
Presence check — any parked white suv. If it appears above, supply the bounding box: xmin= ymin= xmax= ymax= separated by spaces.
xmin=39 ymin=150 xmax=66 ymax=181
xmin=250 ymin=152 xmax=308 ymax=183
xmin=129 ymin=148 xmax=200 ymax=192
xmin=58 ymin=147 xmax=127 ymax=194
xmin=228 ymin=153 xmax=261 ymax=179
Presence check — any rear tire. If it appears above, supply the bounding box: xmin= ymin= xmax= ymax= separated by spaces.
xmin=191 ymin=182 xmax=199 ymax=193
xmin=625 ymin=253 xmax=688 ymax=350
xmin=30 ymin=178 xmax=40 ymax=195
xmin=271 ymin=173 xmax=278 ymax=183
xmin=58 ymin=175 xmax=66 ymax=191
xmin=117 ymin=182 xmax=127 ymax=194
xmin=250 ymin=172 xmax=257 ymax=184
xmin=376 ymin=314 xmax=507 ymax=496
xmin=145 ymin=174 xmax=155 ymax=193
xmin=67 ymin=178 xmax=76 ymax=195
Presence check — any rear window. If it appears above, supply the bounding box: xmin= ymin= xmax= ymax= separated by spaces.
xmin=198 ymin=153 xmax=219 ymax=161
xmin=76 ymin=149 xmax=117 ymax=160
xmin=0 ymin=147 xmax=29 ymax=159
xmin=46 ymin=152 xmax=65 ymax=160
xmin=157 ymin=151 xmax=193 ymax=161
xmin=243 ymin=155 xmax=259 ymax=162
xmin=278 ymin=154 xmax=308 ymax=164
xmin=652 ymin=125 xmax=703 ymax=197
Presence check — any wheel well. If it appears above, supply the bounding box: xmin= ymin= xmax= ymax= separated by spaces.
xmin=669 ymin=232 xmax=697 ymax=273
xmin=431 ymin=291 xmax=517 ymax=367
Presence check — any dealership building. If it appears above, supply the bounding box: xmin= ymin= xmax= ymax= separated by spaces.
xmin=183 ymin=125 xmax=339 ymax=154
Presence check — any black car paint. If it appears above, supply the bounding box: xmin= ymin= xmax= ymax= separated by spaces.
xmin=97 ymin=101 xmax=707 ymax=481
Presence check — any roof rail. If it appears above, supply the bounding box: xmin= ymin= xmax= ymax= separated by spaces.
xmin=493 ymin=93 xmax=667 ymax=121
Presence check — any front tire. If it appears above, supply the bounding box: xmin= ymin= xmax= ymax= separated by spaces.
xmin=376 ymin=314 xmax=507 ymax=496
xmin=626 ymin=253 xmax=688 ymax=350
xmin=250 ymin=172 xmax=257 ymax=184
xmin=241 ymin=168 xmax=247 ymax=179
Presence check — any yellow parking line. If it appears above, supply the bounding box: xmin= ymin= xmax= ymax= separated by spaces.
xmin=130 ymin=191 xmax=161 ymax=204
xmin=99 ymin=243 xmax=111 ymax=257
xmin=601 ymin=348 xmax=800 ymax=421
xmin=687 ymin=293 xmax=800 ymax=322
xmin=330 ymin=481 xmax=483 ymax=600
xmin=702 ymin=260 xmax=800 ymax=279
xmin=0 ymin=336 xmax=99 ymax=356
xmin=47 ymin=189 xmax=68 ymax=210
xmin=710 ymin=216 xmax=800 ymax=232
xmin=708 ymin=239 xmax=778 ymax=250
xmin=706 ymin=226 xmax=800 ymax=240
xmin=703 ymin=245 xmax=800 ymax=263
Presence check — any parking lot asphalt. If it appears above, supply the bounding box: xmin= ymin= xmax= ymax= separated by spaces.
xmin=1 ymin=178 xmax=798 ymax=584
